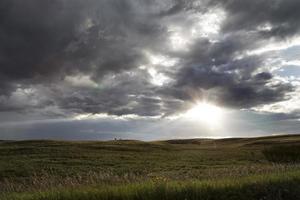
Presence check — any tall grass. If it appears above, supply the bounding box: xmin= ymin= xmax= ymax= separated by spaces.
xmin=1 ymin=164 xmax=299 ymax=194
xmin=3 ymin=171 xmax=300 ymax=200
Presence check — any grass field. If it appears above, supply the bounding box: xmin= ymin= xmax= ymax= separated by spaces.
xmin=1 ymin=135 xmax=300 ymax=200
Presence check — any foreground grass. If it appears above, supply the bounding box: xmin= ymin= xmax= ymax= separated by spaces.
xmin=1 ymin=135 xmax=300 ymax=199
xmin=4 ymin=171 xmax=300 ymax=200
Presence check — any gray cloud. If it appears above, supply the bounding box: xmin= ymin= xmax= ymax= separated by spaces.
xmin=0 ymin=0 xmax=299 ymax=120
xmin=210 ymin=0 xmax=300 ymax=38
xmin=166 ymin=36 xmax=294 ymax=108
xmin=163 ymin=0 xmax=300 ymax=109
xmin=1 ymin=110 xmax=299 ymax=140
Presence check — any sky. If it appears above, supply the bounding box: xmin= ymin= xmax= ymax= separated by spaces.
xmin=0 ymin=0 xmax=300 ymax=140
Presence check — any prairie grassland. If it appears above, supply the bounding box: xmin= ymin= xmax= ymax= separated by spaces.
xmin=4 ymin=171 xmax=300 ymax=200
xmin=1 ymin=135 xmax=300 ymax=199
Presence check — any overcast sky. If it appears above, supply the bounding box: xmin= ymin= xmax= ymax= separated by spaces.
xmin=0 ymin=0 xmax=300 ymax=140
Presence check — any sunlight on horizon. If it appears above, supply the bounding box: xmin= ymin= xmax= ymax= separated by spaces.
xmin=184 ymin=102 xmax=225 ymax=129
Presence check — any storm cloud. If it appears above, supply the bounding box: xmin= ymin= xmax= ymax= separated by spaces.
xmin=0 ymin=0 xmax=299 ymax=123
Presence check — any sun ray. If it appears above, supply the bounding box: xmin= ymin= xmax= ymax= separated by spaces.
xmin=184 ymin=102 xmax=224 ymax=129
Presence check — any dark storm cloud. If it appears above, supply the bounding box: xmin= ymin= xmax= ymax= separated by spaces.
xmin=56 ymin=79 xmax=163 ymax=117
xmin=54 ymin=70 xmax=185 ymax=117
xmin=167 ymin=36 xmax=294 ymax=108
xmin=0 ymin=0 xmax=83 ymax=80
xmin=211 ymin=0 xmax=300 ymax=38
xmin=164 ymin=0 xmax=300 ymax=109
xmin=0 ymin=0 xmax=299 ymax=119
xmin=0 ymin=0 xmax=185 ymax=116
xmin=0 ymin=0 xmax=174 ymax=86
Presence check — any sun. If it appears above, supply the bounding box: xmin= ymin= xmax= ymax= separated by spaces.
xmin=184 ymin=102 xmax=224 ymax=128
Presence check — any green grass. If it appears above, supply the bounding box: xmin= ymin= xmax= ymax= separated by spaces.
xmin=4 ymin=171 xmax=300 ymax=200
xmin=1 ymin=135 xmax=300 ymax=200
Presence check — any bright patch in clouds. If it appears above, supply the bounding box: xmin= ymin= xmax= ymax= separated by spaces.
xmin=191 ymin=9 xmax=226 ymax=38
xmin=247 ymin=36 xmax=300 ymax=56
xmin=146 ymin=52 xmax=178 ymax=67
xmin=65 ymin=75 xmax=98 ymax=88
xmin=168 ymin=8 xmax=225 ymax=51
xmin=148 ymin=68 xmax=171 ymax=86
xmin=169 ymin=27 xmax=190 ymax=50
